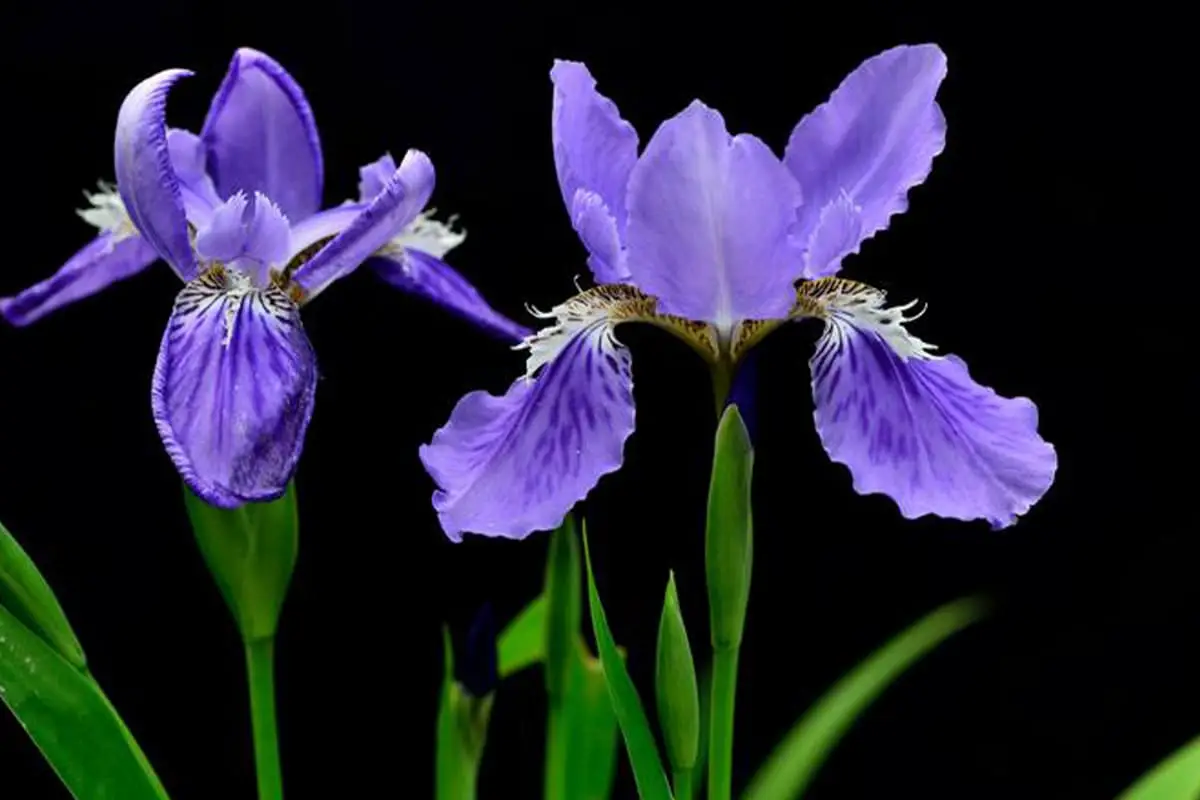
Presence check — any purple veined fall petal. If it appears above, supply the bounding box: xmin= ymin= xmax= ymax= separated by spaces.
xmin=1 ymin=124 xmax=220 ymax=327
xmin=194 ymin=192 xmax=291 ymax=287
xmin=114 ymin=69 xmax=199 ymax=281
xmin=804 ymin=280 xmax=1056 ymax=528
xmin=367 ymin=250 xmax=531 ymax=341
xmin=0 ymin=233 xmax=159 ymax=326
xmin=551 ymin=60 xmax=639 ymax=283
xmin=200 ymin=47 xmax=324 ymax=221
xmin=291 ymin=150 xmax=434 ymax=300
xmin=151 ymin=268 xmax=318 ymax=508
xmin=420 ymin=319 xmax=636 ymax=541
xmin=785 ymin=44 xmax=948 ymax=278
xmin=624 ymin=100 xmax=805 ymax=326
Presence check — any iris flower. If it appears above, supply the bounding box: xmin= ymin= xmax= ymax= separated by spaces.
xmin=421 ymin=44 xmax=1056 ymax=541
xmin=1 ymin=49 xmax=527 ymax=507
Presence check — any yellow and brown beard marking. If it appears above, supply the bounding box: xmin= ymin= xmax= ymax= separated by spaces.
xmin=793 ymin=276 xmax=882 ymax=317
xmin=550 ymin=284 xmax=720 ymax=362
xmin=729 ymin=277 xmax=885 ymax=362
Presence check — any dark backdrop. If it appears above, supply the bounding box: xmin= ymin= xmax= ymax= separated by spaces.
xmin=0 ymin=4 xmax=1183 ymax=798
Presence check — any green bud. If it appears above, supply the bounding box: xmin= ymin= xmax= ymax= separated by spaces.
xmin=705 ymin=405 xmax=754 ymax=650
xmin=656 ymin=572 xmax=699 ymax=773
xmin=543 ymin=516 xmax=581 ymax=703
xmin=183 ymin=482 xmax=298 ymax=643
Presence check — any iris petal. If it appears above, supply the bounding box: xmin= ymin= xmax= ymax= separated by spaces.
xmin=785 ymin=44 xmax=948 ymax=278
xmin=200 ymin=48 xmax=324 ymax=221
xmin=625 ymin=101 xmax=804 ymax=326
xmin=802 ymin=278 xmax=1056 ymax=528
xmin=114 ymin=69 xmax=198 ymax=281
xmin=292 ymin=150 xmax=434 ymax=300
xmin=0 ymin=234 xmax=158 ymax=326
xmin=368 ymin=250 xmax=530 ymax=341
xmin=194 ymin=192 xmax=292 ymax=286
xmin=551 ymin=60 xmax=639 ymax=283
xmin=151 ymin=268 xmax=317 ymax=507
xmin=420 ymin=322 xmax=635 ymax=541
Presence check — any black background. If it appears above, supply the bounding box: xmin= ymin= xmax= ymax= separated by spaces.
xmin=0 ymin=3 xmax=1184 ymax=798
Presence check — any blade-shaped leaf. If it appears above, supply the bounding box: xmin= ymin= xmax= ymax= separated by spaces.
xmin=1117 ymin=733 xmax=1200 ymax=799
xmin=0 ymin=518 xmax=85 ymax=669
xmin=582 ymin=528 xmax=673 ymax=800
xmin=545 ymin=518 xmax=582 ymax=703
xmin=742 ymin=597 xmax=987 ymax=800
xmin=498 ymin=594 xmax=546 ymax=678
xmin=1 ymin=604 xmax=170 ymax=799
xmin=564 ymin=644 xmax=623 ymax=799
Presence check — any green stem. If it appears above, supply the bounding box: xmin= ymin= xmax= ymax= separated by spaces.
xmin=708 ymin=644 xmax=740 ymax=800
xmin=674 ymin=767 xmax=695 ymax=800
xmin=711 ymin=361 xmax=733 ymax=417
xmin=544 ymin=702 xmax=569 ymax=799
xmin=245 ymin=637 xmax=283 ymax=800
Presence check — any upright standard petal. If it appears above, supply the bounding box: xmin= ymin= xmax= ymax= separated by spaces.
xmin=201 ymin=48 xmax=324 ymax=221
xmin=291 ymin=150 xmax=435 ymax=300
xmin=420 ymin=293 xmax=639 ymax=541
xmin=801 ymin=278 xmax=1056 ymax=528
xmin=0 ymin=234 xmax=158 ymax=326
xmin=551 ymin=60 xmax=640 ymax=283
xmin=785 ymin=45 xmax=948 ymax=278
xmin=151 ymin=267 xmax=318 ymax=507
xmin=367 ymin=250 xmax=530 ymax=341
xmin=625 ymin=101 xmax=804 ymax=326
xmin=114 ymin=69 xmax=199 ymax=281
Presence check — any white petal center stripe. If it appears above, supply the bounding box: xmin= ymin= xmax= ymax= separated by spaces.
xmin=77 ymin=181 xmax=137 ymax=239
xmin=796 ymin=277 xmax=937 ymax=360
xmin=378 ymin=209 xmax=466 ymax=260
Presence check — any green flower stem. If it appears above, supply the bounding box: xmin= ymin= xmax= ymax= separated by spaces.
xmin=708 ymin=643 xmax=740 ymax=800
xmin=674 ymin=767 xmax=695 ymax=800
xmin=543 ymin=701 xmax=568 ymax=799
xmin=245 ymin=637 xmax=283 ymax=800
xmin=711 ymin=360 xmax=733 ymax=417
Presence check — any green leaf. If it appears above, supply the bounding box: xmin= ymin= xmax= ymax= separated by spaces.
xmin=706 ymin=405 xmax=753 ymax=651
xmin=435 ymin=627 xmax=493 ymax=800
xmin=498 ymin=594 xmax=546 ymax=678
xmin=542 ymin=519 xmax=621 ymax=800
xmin=1117 ymin=733 xmax=1200 ymax=799
xmin=0 ymin=518 xmax=85 ymax=670
xmin=564 ymin=644 xmax=623 ymax=800
xmin=657 ymin=571 xmax=700 ymax=773
xmin=184 ymin=482 xmax=298 ymax=642
xmin=693 ymin=664 xmax=712 ymax=785
xmin=583 ymin=527 xmax=673 ymax=800
xmin=1 ymin=605 xmax=170 ymax=800
xmin=741 ymin=597 xmax=988 ymax=800
xmin=544 ymin=518 xmax=582 ymax=703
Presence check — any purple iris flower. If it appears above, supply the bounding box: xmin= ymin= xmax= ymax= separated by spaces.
xmin=421 ymin=45 xmax=1057 ymax=541
xmin=0 ymin=49 xmax=528 ymax=508
xmin=1 ymin=49 xmax=525 ymax=343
